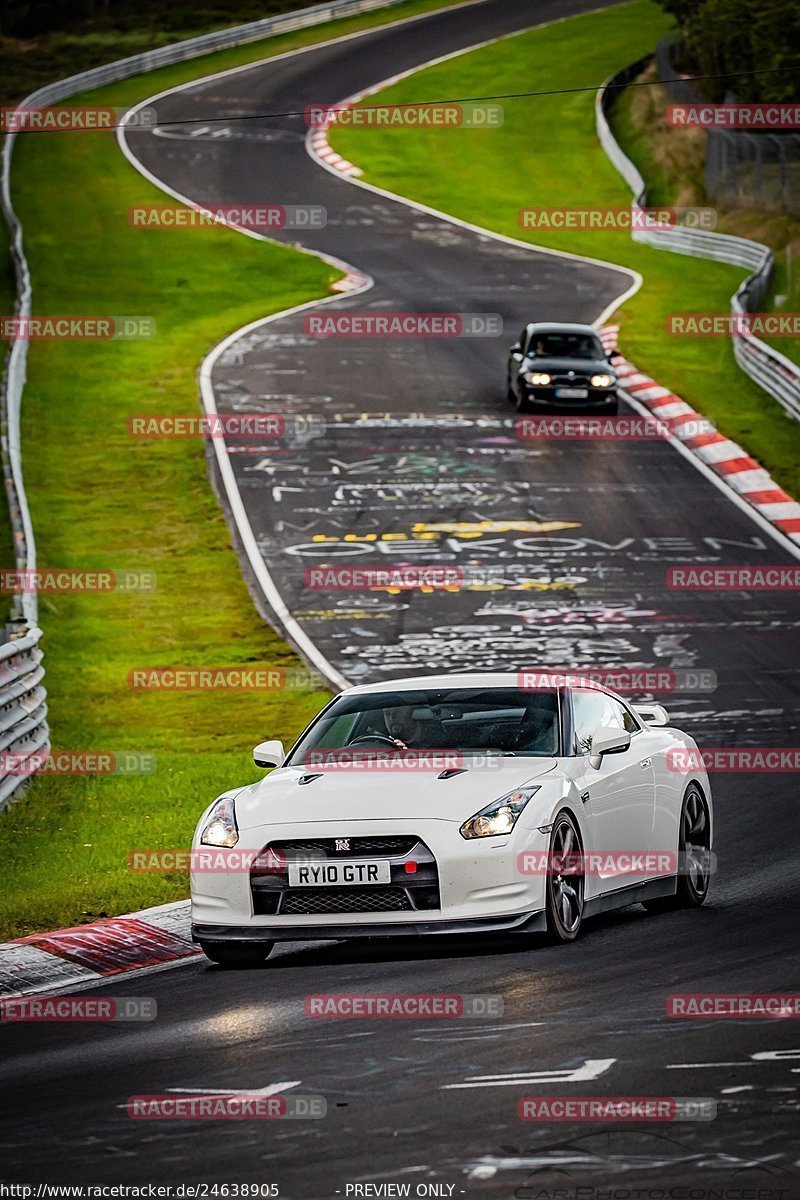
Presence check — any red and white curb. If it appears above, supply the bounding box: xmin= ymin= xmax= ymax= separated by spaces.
xmin=309 ymin=117 xmax=362 ymax=178
xmin=0 ymin=899 xmax=196 ymax=997
xmin=600 ymin=325 xmax=800 ymax=549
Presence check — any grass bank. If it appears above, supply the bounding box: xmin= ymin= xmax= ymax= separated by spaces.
xmin=0 ymin=0 xmax=461 ymax=939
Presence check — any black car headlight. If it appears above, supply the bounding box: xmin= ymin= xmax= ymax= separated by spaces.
xmin=590 ymin=373 xmax=613 ymax=387
xmin=460 ymin=786 xmax=541 ymax=839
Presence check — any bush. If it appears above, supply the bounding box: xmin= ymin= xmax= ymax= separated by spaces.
xmin=658 ymin=0 xmax=800 ymax=102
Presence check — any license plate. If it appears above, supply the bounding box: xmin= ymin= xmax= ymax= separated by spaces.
xmin=287 ymin=860 xmax=392 ymax=887
xmin=555 ymin=386 xmax=588 ymax=398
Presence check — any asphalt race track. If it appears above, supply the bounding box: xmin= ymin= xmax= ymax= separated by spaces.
xmin=3 ymin=0 xmax=800 ymax=1193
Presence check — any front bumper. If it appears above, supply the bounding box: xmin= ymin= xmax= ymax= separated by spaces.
xmin=522 ymin=386 xmax=617 ymax=407
xmin=191 ymin=820 xmax=549 ymax=934
xmin=192 ymin=909 xmax=547 ymax=942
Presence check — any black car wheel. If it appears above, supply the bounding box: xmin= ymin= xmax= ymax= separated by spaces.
xmin=643 ymin=783 xmax=711 ymax=913
xmin=545 ymin=812 xmax=585 ymax=942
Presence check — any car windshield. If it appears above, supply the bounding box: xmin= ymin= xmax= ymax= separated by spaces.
xmin=529 ymin=333 xmax=602 ymax=360
xmin=286 ymin=687 xmax=561 ymax=763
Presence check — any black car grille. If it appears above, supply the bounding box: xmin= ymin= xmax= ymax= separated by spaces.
xmin=269 ymin=836 xmax=418 ymax=858
xmin=280 ymin=887 xmax=412 ymax=915
xmin=549 ymin=374 xmax=592 ymax=386
xmin=250 ymin=835 xmax=439 ymax=917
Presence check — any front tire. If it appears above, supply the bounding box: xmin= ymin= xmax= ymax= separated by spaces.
xmin=200 ymin=941 xmax=274 ymax=968
xmin=643 ymin=783 xmax=711 ymax=913
xmin=545 ymin=812 xmax=584 ymax=942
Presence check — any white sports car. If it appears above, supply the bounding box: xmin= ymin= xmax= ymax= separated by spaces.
xmin=190 ymin=672 xmax=713 ymax=966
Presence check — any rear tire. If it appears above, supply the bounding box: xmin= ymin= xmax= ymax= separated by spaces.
xmin=643 ymin=783 xmax=711 ymax=913
xmin=544 ymin=812 xmax=584 ymax=942
xmin=200 ymin=941 xmax=274 ymax=968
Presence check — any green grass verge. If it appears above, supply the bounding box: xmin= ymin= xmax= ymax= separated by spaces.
xmin=0 ymin=0 xmax=464 ymax=940
xmin=330 ymin=0 xmax=800 ymax=495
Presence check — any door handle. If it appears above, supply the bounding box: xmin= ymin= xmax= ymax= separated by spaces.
xmin=640 ymin=758 xmax=652 ymax=769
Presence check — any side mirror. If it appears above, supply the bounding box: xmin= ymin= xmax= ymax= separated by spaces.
xmin=253 ymin=739 xmax=285 ymax=769
xmin=606 ymin=349 xmax=618 ymax=361
xmin=510 ymin=343 xmax=522 ymax=356
xmin=588 ymin=726 xmax=631 ymax=770
xmin=633 ymin=703 xmax=669 ymax=727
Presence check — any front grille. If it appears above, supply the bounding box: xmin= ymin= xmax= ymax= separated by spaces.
xmin=280 ymin=887 xmax=413 ymax=915
xmin=550 ymin=374 xmax=592 ymax=387
xmin=270 ymin=836 xmax=418 ymax=858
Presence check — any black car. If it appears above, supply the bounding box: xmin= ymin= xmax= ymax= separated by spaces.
xmin=506 ymin=321 xmax=619 ymax=414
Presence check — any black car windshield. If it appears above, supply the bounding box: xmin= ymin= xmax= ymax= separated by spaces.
xmin=286 ymin=687 xmax=561 ymax=763
xmin=529 ymin=332 xmax=603 ymax=360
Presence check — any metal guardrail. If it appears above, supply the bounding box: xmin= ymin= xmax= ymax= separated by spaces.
xmin=596 ymin=60 xmax=800 ymax=422
xmin=0 ymin=624 xmax=48 ymax=809
xmin=0 ymin=0 xmax=408 ymax=810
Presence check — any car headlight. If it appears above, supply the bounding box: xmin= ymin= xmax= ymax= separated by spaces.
xmin=460 ymin=786 xmax=541 ymax=839
xmin=200 ymin=796 xmax=239 ymax=848
xmin=526 ymin=372 xmax=551 ymax=385
xmin=590 ymin=373 xmax=612 ymax=387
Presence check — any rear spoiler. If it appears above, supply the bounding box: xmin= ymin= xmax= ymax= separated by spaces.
xmin=632 ymin=703 xmax=669 ymax=727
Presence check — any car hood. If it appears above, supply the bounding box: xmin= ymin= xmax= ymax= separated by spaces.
xmin=233 ymin=758 xmax=559 ymax=829
xmin=522 ymin=356 xmax=613 ymax=375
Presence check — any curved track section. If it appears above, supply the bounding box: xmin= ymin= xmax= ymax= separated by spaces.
xmin=3 ymin=1 xmax=799 ymax=1192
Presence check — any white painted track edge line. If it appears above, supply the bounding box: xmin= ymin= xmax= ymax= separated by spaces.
xmin=303 ymin=18 xmax=644 ymax=325
xmin=621 ymin=388 xmax=800 ymax=561
xmin=116 ymin=1 xmax=640 ymax=692
xmin=115 ymin=0 xmax=520 ymax=693
xmin=304 ymin=19 xmax=800 ymax=556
